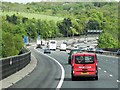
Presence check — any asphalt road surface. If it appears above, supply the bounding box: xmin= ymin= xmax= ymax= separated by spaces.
xmin=7 ymin=46 xmax=119 ymax=90
xmin=7 ymin=47 xmax=61 ymax=89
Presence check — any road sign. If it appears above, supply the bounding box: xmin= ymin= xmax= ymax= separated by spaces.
xmin=38 ymin=35 xmax=41 ymax=40
xmin=24 ymin=36 xmax=29 ymax=45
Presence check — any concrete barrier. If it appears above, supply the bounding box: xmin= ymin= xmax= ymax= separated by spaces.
xmin=0 ymin=49 xmax=31 ymax=80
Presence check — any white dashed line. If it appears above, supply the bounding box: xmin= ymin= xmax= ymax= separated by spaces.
xmin=109 ymin=75 xmax=113 ymax=77
xmin=106 ymin=60 xmax=108 ymax=61
xmin=104 ymin=71 xmax=107 ymax=73
xmin=117 ymin=80 xmax=120 ymax=82
xmin=98 ymin=68 xmax=101 ymax=70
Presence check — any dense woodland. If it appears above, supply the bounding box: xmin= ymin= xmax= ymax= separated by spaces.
xmin=1 ymin=2 xmax=119 ymax=58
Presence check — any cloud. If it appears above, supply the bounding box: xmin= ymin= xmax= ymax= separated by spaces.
xmin=2 ymin=0 xmax=42 ymax=4
xmin=2 ymin=0 xmax=120 ymax=3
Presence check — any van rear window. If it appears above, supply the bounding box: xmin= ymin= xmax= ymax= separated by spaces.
xmin=75 ymin=56 xmax=94 ymax=64
xmin=50 ymin=41 xmax=55 ymax=44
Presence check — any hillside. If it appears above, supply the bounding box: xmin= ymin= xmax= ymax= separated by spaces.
xmin=1 ymin=2 xmax=119 ymax=57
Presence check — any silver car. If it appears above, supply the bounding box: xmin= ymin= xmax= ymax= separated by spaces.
xmin=44 ymin=48 xmax=51 ymax=54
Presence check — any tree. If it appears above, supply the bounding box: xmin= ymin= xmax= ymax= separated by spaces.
xmin=2 ymin=32 xmax=18 ymax=57
xmin=86 ymin=19 xmax=100 ymax=31
xmin=13 ymin=34 xmax=24 ymax=52
xmin=98 ymin=32 xmax=118 ymax=48
xmin=57 ymin=18 xmax=72 ymax=37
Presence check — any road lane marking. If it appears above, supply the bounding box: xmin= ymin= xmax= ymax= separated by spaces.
xmin=117 ymin=80 xmax=120 ymax=82
xmin=97 ymin=54 xmax=118 ymax=58
xmin=104 ymin=71 xmax=107 ymax=73
xmin=109 ymin=75 xmax=113 ymax=77
xmin=98 ymin=68 xmax=101 ymax=70
xmin=34 ymin=48 xmax=65 ymax=89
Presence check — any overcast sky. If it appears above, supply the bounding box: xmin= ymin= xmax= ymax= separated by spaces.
xmin=2 ymin=0 xmax=43 ymax=4
xmin=1 ymin=0 xmax=119 ymax=4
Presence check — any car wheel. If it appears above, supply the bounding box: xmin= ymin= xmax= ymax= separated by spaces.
xmin=71 ymin=69 xmax=76 ymax=81
xmin=68 ymin=59 xmax=71 ymax=64
xmin=95 ymin=76 xmax=98 ymax=80
xmin=71 ymin=74 xmax=76 ymax=81
xmin=95 ymin=70 xmax=98 ymax=80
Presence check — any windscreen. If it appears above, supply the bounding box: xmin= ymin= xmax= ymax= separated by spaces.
xmin=75 ymin=55 xmax=94 ymax=64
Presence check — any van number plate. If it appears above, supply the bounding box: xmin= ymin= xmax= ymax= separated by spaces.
xmin=81 ymin=72 xmax=89 ymax=74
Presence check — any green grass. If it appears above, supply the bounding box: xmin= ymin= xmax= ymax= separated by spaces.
xmin=1 ymin=11 xmax=64 ymax=22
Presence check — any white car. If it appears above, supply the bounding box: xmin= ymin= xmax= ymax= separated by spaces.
xmin=60 ymin=44 xmax=66 ymax=51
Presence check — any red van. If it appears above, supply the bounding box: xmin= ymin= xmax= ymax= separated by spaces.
xmin=71 ymin=53 xmax=98 ymax=80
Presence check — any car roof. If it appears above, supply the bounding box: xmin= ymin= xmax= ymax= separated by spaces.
xmin=71 ymin=49 xmax=81 ymax=51
xmin=74 ymin=52 xmax=96 ymax=56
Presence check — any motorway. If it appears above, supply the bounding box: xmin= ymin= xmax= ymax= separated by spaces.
xmin=7 ymin=45 xmax=119 ymax=89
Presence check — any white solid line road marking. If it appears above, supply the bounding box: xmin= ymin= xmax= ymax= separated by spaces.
xmin=34 ymin=48 xmax=65 ymax=89
xmin=109 ymin=75 xmax=113 ymax=77
xmin=104 ymin=71 xmax=107 ymax=73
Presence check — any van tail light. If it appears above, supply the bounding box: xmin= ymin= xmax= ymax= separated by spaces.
xmin=72 ymin=63 xmax=74 ymax=66
xmin=73 ymin=70 xmax=74 ymax=74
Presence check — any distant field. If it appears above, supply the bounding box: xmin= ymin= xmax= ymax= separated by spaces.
xmin=1 ymin=11 xmax=64 ymax=22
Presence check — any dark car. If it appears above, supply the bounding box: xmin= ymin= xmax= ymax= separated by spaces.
xmin=95 ymin=48 xmax=103 ymax=54
xmin=68 ymin=49 xmax=82 ymax=64
xmin=44 ymin=48 xmax=51 ymax=54
xmin=36 ymin=44 xmax=41 ymax=48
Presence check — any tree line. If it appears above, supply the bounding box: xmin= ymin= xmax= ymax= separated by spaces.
xmin=1 ymin=2 xmax=119 ymax=58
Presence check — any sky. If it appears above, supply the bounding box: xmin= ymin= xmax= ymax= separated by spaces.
xmin=1 ymin=0 xmax=120 ymax=4
xmin=1 ymin=0 xmax=43 ymax=4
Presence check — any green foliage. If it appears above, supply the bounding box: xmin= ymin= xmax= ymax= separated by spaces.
xmin=2 ymin=14 xmax=62 ymax=57
xmin=1 ymin=2 xmax=119 ymax=57
xmin=98 ymin=32 xmax=118 ymax=48
xmin=0 ymin=27 xmax=2 ymax=58
xmin=57 ymin=18 xmax=72 ymax=37
xmin=86 ymin=20 xmax=100 ymax=30
xmin=2 ymin=32 xmax=23 ymax=58
xmin=2 ymin=11 xmax=63 ymax=22
xmin=13 ymin=34 xmax=24 ymax=51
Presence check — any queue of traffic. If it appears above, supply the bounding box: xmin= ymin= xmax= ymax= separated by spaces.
xmin=36 ymin=39 xmax=99 ymax=81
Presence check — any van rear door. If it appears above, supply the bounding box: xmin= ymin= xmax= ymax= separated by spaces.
xmin=74 ymin=55 xmax=96 ymax=75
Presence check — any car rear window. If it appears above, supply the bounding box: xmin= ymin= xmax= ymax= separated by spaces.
xmin=75 ymin=55 xmax=94 ymax=64
xmin=71 ymin=50 xmax=81 ymax=55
